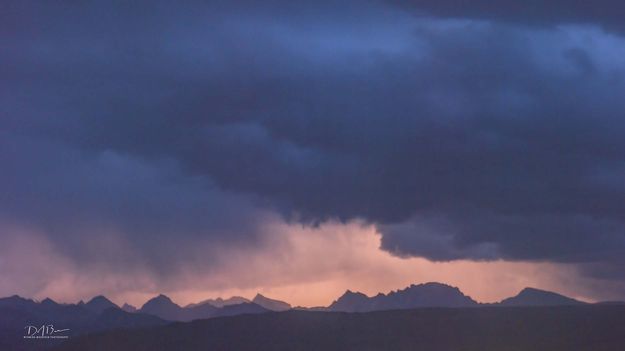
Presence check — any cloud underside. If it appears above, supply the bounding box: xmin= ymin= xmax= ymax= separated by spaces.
xmin=392 ymin=0 xmax=625 ymax=32
xmin=1 ymin=1 xmax=625 ymax=299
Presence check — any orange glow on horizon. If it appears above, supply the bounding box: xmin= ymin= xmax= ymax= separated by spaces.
xmin=1 ymin=220 xmax=606 ymax=308
xmin=122 ymin=222 xmax=598 ymax=308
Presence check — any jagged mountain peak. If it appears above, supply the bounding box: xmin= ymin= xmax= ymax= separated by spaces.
xmin=85 ymin=295 xmax=119 ymax=314
xmin=342 ymin=290 xmax=368 ymax=297
xmin=86 ymin=295 xmax=114 ymax=305
xmin=330 ymin=282 xmax=477 ymax=312
xmin=329 ymin=290 xmax=372 ymax=312
xmin=142 ymin=294 xmax=177 ymax=307
xmin=139 ymin=294 xmax=184 ymax=321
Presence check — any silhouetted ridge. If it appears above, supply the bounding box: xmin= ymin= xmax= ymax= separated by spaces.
xmin=138 ymin=294 xmax=269 ymax=321
xmin=85 ymin=295 xmax=118 ymax=314
xmin=0 ymin=295 xmax=166 ymax=351
xmin=500 ymin=287 xmax=585 ymax=306
xmin=0 ymin=295 xmax=34 ymax=309
xmin=329 ymin=282 xmax=477 ymax=312
xmin=329 ymin=290 xmax=371 ymax=312
xmin=140 ymin=294 xmax=184 ymax=321
xmin=252 ymin=294 xmax=292 ymax=311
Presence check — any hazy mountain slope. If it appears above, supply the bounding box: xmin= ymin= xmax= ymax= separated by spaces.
xmin=138 ymin=295 xmax=268 ymax=321
xmin=213 ymin=302 xmax=269 ymax=317
xmin=252 ymin=294 xmax=291 ymax=311
xmin=186 ymin=296 xmax=250 ymax=308
xmin=54 ymin=305 xmax=625 ymax=351
xmin=122 ymin=303 xmax=137 ymax=313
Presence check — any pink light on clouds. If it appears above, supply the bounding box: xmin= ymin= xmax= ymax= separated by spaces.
xmin=169 ymin=219 xmax=600 ymax=307
xmin=0 ymin=217 xmax=619 ymax=308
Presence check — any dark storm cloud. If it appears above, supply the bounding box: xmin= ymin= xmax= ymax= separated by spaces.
xmin=2 ymin=1 xmax=625 ymax=285
xmin=389 ymin=0 xmax=625 ymax=33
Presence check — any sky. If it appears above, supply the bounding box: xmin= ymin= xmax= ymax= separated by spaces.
xmin=2 ymin=1 xmax=625 ymax=307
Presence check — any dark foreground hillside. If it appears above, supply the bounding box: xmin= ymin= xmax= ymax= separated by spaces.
xmin=55 ymin=305 xmax=625 ymax=351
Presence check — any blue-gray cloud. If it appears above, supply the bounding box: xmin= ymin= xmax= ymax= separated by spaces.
xmin=2 ymin=1 xmax=625 ymax=288
xmin=390 ymin=0 xmax=625 ymax=33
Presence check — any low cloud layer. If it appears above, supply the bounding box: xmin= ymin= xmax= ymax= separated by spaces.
xmin=2 ymin=1 xmax=625 ymax=300
xmin=390 ymin=0 xmax=625 ymax=33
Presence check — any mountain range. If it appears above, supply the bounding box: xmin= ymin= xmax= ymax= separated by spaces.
xmin=138 ymin=294 xmax=269 ymax=321
xmin=327 ymin=282 xmax=478 ymax=312
xmin=82 ymin=296 xmax=119 ymax=314
xmin=128 ymin=283 xmax=591 ymax=320
xmin=137 ymin=292 xmax=292 ymax=321
xmin=0 ymin=295 xmax=165 ymax=351
xmin=2 ymin=282 xmax=614 ymax=350
xmin=183 ymin=294 xmax=291 ymax=311
xmin=324 ymin=283 xmax=588 ymax=312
